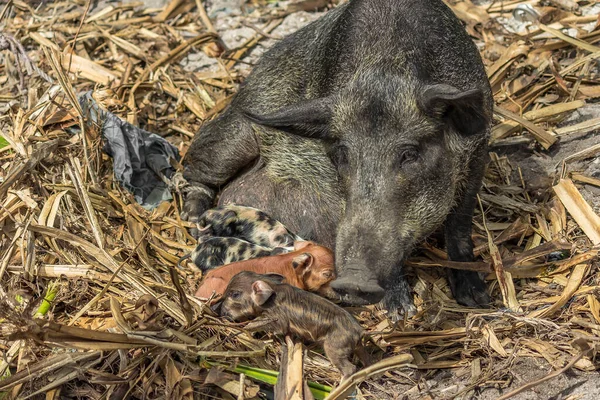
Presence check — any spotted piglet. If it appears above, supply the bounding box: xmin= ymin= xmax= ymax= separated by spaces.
xmin=197 ymin=205 xmax=300 ymax=248
xmin=186 ymin=236 xmax=275 ymax=271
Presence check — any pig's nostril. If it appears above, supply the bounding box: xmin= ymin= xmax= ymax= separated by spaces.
xmin=330 ymin=276 xmax=385 ymax=304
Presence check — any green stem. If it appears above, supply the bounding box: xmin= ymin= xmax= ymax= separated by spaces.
xmin=34 ymin=280 xmax=60 ymax=318
xmin=203 ymin=360 xmax=332 ymax=399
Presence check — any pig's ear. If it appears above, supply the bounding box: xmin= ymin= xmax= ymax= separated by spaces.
xmin=243 ymin=97 xmax=334 ymax=139
xmin=264 ymin=273 xmax=286 ymax=283
xmin=420 ymin=84 xmax=488 ymax=137
xmin=251 ymin=280 xmax=275 ymax=306
xmin=292 ymin=253 xmax=314 ymax=272
xmin=293 ymin=241 xmax=312 ymax=251
xmin=270 ymin=247 xmax=288 ymax=256
xmin=220 ymin=209 xmax=237 ymax=222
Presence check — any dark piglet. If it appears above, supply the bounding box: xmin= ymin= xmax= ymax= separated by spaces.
xmin=196 ymin=205 xmax=299 ymax=248
xmin=183 ymin=0 xmax=493 ymax=317
xmin=215 ymin=271 xmax=368 ymax=380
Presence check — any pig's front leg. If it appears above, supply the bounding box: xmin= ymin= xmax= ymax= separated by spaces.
xmin=182 ymin=110 xmax=259 ymax=230
xmin=444 ymin=155 xmax=490 ymax=307
xmin=382 ymin=271 xmax=417 ymax=321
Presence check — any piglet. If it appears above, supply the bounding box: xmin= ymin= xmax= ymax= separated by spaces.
xmin=214 ymin=271 xmax=368 ymax=380
xmin=195 ymin=241 xmax=335 ymax=299
xmin=197 ymin=205 xmax=300 ymax=248
xmin=182 ymin=237 xmax=277 ymax=271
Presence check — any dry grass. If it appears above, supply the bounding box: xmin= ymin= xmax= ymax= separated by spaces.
xmin=1 ymin=0 xmax=599 ymax=399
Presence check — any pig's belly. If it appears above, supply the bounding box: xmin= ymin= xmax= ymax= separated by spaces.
xmin=218 ymin=167 xmax=342 ymax=249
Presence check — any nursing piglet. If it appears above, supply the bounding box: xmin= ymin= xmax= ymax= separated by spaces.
xmin=195 ymin=241 xmax=335 ymax=299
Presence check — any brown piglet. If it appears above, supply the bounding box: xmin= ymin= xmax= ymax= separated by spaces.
xmin=195 ymin=241 xmax=336 ymax=300
xmin=214 ymin=271 xmax=368 ymax=380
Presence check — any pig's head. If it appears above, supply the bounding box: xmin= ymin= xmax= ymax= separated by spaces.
xmin=214 ymin=271 xmax=284 ymax=321
xmin=245 ymin=72 xmax=489 ymax=306
xmin=291 ymin=242 xmax=337 ymax=298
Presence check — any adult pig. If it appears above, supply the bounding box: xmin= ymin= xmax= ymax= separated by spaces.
xmin=182 ymin=0 xmax=493 ymax=317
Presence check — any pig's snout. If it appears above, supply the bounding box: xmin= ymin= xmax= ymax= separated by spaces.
xmin=330 ymin=266 xmax=385 ymax=305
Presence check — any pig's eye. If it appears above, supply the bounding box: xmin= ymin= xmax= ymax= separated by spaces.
xmin=229 ymin=291 xmax=242 ymax=300
xmin=397 ymin=148 xmax=419 ymax=166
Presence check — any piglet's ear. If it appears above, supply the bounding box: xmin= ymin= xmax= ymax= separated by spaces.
xmin=292 ymin=253 xmax=314 ymax=273
xmin=220 ymin=209 xmax=237 ymax=221
xmin=293 ymin=241 xmax=312 ymax=251
xmin=419 ymin=84 xmax=488 ymax=137
xmin=251 ymin=280 xmax=275 ymax=306
xmin=244 ymin=97 xmax=334 ymax=139
xmin=270 ymin=247 xmax=288 ymax=256
xmin=264 ymin=273 xmax=286 ymax=284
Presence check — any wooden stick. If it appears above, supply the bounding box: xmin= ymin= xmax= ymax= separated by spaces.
xmin=539 ymin=24 xmax=600 ymax=54
xmin=553 ymin=179 xmax=600 ymax=245
xmin=494 ymin=106 xmax=557 ymax=149
xmin=195 ymin=0 xmax=216 ymax=33
xmin=326 ymin=354 xmax=413 ymax=400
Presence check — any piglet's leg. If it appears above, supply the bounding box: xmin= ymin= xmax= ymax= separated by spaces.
xmin=323 ymin=340 xmax=356 ymax=381
xmin=354 ymin=343 xmax=372 ymax=368
xmin=182 ymin=110 xmax=259 ymax=231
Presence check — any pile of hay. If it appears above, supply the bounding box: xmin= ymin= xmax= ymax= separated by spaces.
xmin=1 ymin=0 xmax=599 ymax=398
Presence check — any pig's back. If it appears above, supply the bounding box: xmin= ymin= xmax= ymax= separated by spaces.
xmin=236 ymin=0 xmax=490 ymax=114
xmin=331 ymin=0 xmax=490 ymax=101
xmin=276 ymin=285 xmax=363 ymax=341
xmin=201 ymin=256 xmax=304 ymax=292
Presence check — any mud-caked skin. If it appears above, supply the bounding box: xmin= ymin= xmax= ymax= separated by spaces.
xmin=183 ymin=0 xmax=492 ymax=317
xmin=214 ymin=271 xmax=368 ymax=380
xmin=189 ymin=237 xmax=276 ymax=271
xmin=196 ymin=205 xmax=299 ymax=248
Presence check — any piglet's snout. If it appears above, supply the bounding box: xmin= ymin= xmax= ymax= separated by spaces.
xmin=330 ymin=265 xmax=385 ymax=305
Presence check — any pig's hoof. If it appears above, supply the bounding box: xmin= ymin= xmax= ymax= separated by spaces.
xmin=454 ymin=284 xmax=490 ymax=308
xmin=169 ymin=171 xmax=189 ymax=192
xmin=451 ymin=273 xmax=490 ymax=307
xmin=382 ymin=293 xmax=417 ymax=322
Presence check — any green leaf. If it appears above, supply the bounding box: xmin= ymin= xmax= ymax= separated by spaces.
xmin=203 ymin=361 xmax=332 ymax=399
xmin=0 ymin=135 xmax=8 ymax=150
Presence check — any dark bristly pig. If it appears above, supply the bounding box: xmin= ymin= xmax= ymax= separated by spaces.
xmin=182 ymin=0 xmax=493 ymax=317
xmin=213 ymin=271 xmax=369 ymax=380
